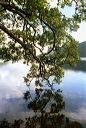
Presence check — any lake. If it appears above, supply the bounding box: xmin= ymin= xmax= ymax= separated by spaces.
xmin=0 ymin=60 xmax=86 ymax=125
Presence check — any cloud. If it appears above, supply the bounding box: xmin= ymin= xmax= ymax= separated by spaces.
xmin=0 ymin=61 xmax=28 ymax=100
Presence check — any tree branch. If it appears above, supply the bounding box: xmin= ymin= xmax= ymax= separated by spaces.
xmin=39 ymin=17 xmax=56 ymax=56
xmin=0 ymin=22 xmax=40 ymax=62
xmin=0 ymin=2 xmax=32 ymax=18
xmin=0 ymin=1 xmax=56 ymax=77
xmin=0 ymin=2 xmax=56 ymax=56
xmin=0 ymin=22 xmax=25 ymax=47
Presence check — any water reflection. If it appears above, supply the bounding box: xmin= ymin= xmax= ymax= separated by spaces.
xmin=0 ymin=61 xmax=29 ymax=121
xmin=0 ymin=60 xmax=86 ymax=125
xmin=61 ymin=60 xmax=86 ymax=125
xmin=65 ymin=59 xmax=86 ymax=72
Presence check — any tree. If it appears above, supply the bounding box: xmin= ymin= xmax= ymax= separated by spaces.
xmin=1 ymin=0 xmax=84 ymax=81
xmin=0 ymin=0 xmax=86 ymax=128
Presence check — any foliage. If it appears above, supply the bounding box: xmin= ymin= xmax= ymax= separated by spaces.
xmin=0 ymin=118 xmax=83 ymax=128
xmin=0 ymin=119 xmax=23 ymax=128
xmin=0 ymin=0 xmax=85 ymax=81
xmin=0 ymin=0 xmax=86 ymax=128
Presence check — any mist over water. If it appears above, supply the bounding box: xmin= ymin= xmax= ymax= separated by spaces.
xmin=0 ymin=60 xmax=86 ymax=124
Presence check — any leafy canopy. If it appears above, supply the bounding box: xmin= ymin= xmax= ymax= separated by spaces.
xmin=0 ymin=0 xmax=86 ymax=82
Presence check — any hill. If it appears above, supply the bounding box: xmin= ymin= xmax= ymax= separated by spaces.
xmin=79 ymin=41 xmax=86 ymax=57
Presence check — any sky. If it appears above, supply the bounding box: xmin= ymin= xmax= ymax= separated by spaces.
xmin=71 ymin=21 xmax=86 ymax=43
xmin=49 ymin=0 xmax=86 ymax=43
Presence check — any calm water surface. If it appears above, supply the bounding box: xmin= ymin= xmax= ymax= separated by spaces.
xmin=0 ymin=60 xmax=86 ymax=124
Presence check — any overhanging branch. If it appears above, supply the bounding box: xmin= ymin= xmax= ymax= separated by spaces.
xmin=0 ymin=22 xmax=40 ymax=62
xmin=0 ymin=1 xmax=56 ymax=77
xmin=0 ymin=2 xmax=56 ymax=56
xmin=0 ymin=22 xmax=25 ymax=47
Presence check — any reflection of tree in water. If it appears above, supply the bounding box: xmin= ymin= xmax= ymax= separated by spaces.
xmin=0 ymin=79 xmax=83 ymax=128
xmin=23 ymin=78 xmax=82 ymax=128
xmin=23 ymin=77 xmax=64 ymax=128
xmin=0 ymin=118 xmax=82 ymax=128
